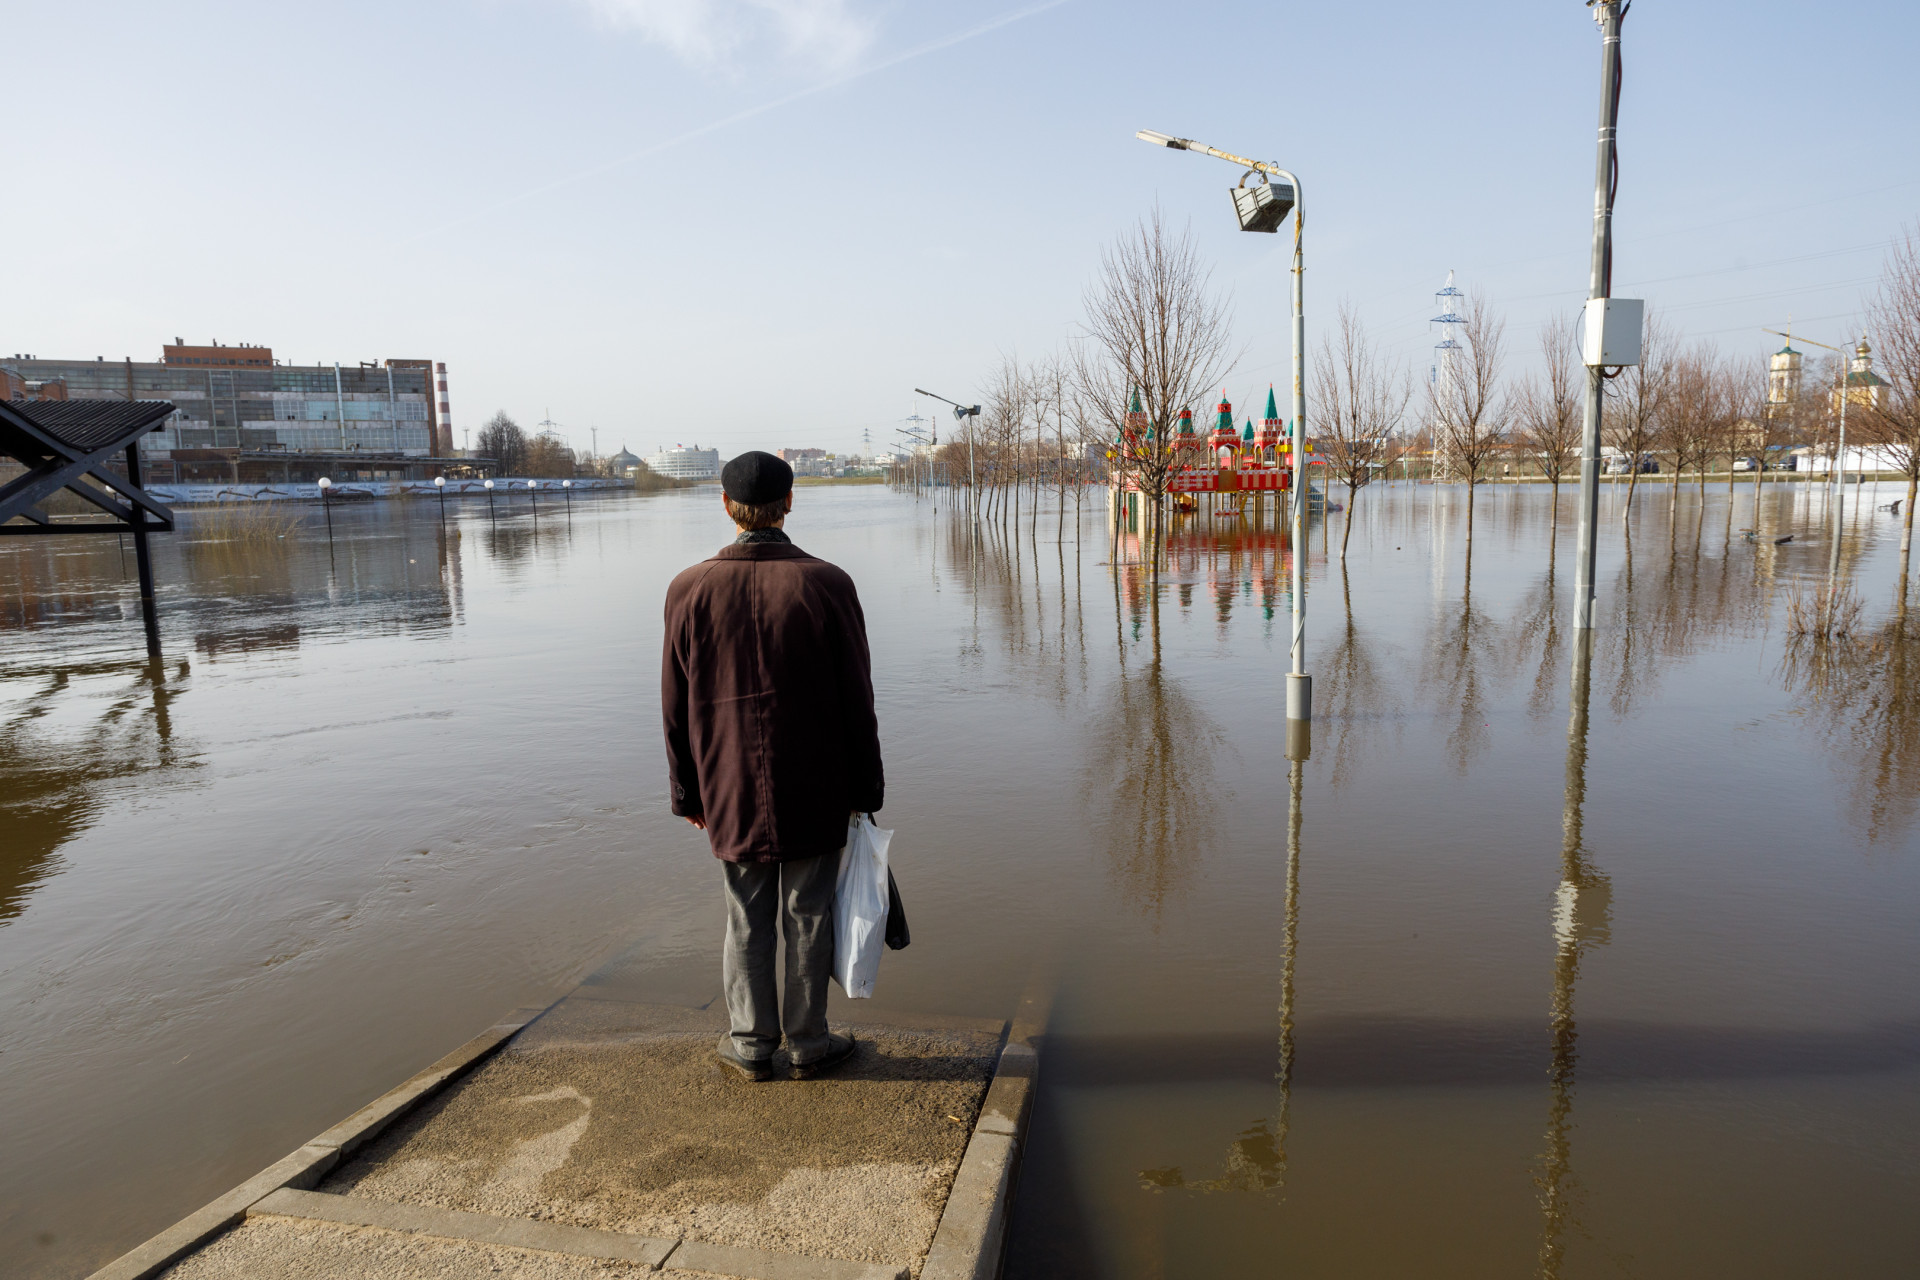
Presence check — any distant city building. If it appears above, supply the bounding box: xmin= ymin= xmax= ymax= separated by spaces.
xmin=608 ymin=446 xmax=642 ymax=476
xmin=1 ymin=340 xmax=453 ymax=483
xmin=649 ymin=444 xmax=720 ymax=480
xmin=1837 ymin=335 xmax=1890 ymax=415
xmin=776 ymin=448 xmax=826 ymax=463
xmin=1768 ymin=342 xmax=1804 ymax=405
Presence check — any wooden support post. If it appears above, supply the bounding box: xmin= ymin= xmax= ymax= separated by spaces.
xmin=124 ymin=441 xmax=161 ymax=656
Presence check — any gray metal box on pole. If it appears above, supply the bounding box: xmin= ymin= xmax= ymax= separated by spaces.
xmin=1581 ymin=298 xmax=1643 ymax=367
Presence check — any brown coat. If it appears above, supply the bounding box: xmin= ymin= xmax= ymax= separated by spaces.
xmin=661 ymin=540 xmax=884 ymax=863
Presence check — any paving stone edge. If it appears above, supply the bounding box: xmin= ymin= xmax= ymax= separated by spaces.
xmin=918 ymin=979 xmax=1050 ymax=1280
xmin=82 ymin=1008 xmax=545 ymax=1280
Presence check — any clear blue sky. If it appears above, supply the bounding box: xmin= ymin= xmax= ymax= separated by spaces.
xmin=6 ymin=0 xmax=1914 ymax=457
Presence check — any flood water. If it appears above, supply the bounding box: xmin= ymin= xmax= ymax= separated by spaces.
xmin=3 ymin=478 xmax=1917 ymax=1279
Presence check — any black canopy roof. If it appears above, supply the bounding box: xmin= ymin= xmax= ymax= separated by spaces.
xmin=0 ymin=399 xmax=176 ymax=451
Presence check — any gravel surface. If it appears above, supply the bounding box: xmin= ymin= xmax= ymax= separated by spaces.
xmin=321 ymin=1002 xmax=999 ymax=1269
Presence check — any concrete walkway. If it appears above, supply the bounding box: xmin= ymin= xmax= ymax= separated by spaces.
xmin=93 ymin=980 xmax=1040 ymax=1280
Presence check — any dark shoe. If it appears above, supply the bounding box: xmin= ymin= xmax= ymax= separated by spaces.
xmin=714 ymin=1037 xmax=776 ymax=1082
xmin=789 ymin=1032 xmax=857 ymax=1080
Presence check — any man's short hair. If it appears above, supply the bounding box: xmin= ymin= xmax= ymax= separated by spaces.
xmin=726 ymin=494 xmax=790 ymax=530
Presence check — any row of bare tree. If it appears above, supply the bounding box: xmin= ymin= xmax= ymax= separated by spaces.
xmin=942 ymin=211 xmax=1920 ymax=582
xmin=1312 ymin=222 xmax=1920 ymax=578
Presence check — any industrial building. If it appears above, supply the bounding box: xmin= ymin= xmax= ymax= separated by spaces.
xmin=0 ymin=341 xmax=465 ymax=484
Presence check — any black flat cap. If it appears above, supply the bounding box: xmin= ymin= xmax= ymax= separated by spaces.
xmin=721 ymin=451 xmax=793 ymax=505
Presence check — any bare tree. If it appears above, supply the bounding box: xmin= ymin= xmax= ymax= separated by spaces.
xmin=1517 ymin=311 xmax=1584 ymax=518
xmin=1076 ymin=209 xmax=1240 ymax=565
xmin=1658 ymin=344 xmax=1722 ymax=500
xmin=979 ymin=354 xmax=1034 ymax=524
xmin=1313 ymin=301 xmax=1412 ymax=557
xmin=474 ymin=411 xmax=528 ymax=476
xmin=1713 ymin=355 xmax=1761 ymax=497
xmin=524 ymin=433 xmax=577 ymax=478
xmin=1862 ymin=222 xmax=1920 ymax=582
xmin=1603 ymin=309 xmax=1669 ymax=515
xmin=1429 ymin=288 xmax=1507 ymax=543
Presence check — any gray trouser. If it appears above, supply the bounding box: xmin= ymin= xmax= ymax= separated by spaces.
xmin=722 ymin=852 xmax=838 ymax=1064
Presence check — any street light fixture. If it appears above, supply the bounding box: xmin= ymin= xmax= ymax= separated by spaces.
xmin=433 ymin=473 xmax=446 ymax=523
xmin=1137 ymin=127 xmax=1311 ymax=730
xmin=915 ymin=389 xmax=981 ymax=521
xmin=317 ymin=475 xmax=334 ymax=542
xmin=484 ymin=476 xmax=495 ymax=520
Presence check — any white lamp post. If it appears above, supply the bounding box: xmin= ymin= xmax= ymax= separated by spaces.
xmin=484 ymin=477 xmax=495 ymax=520
xmin=1136 ymin=128 xmax=1311 ymax=735
xmin=317 ymin=476 xmax=333 ymax=541
xmin=433 ymin=473 xmax=446 ymax=523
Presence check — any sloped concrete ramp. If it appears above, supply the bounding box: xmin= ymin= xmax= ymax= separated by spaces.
xmin=92 ymin=990 xmax=1040 ymax=1280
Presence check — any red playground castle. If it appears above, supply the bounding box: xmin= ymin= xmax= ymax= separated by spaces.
xmin=1111 ymin=387 xmax=1314 ymax=517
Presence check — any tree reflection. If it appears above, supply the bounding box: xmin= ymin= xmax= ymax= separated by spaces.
xmin=1086 ymin=578 xmax=1224 ymax=919
xmin=1422 ymin=551 xmax=1498 ymax=772
xmin=1780 ymin=606 xmax=1920 ymax=843
xmin=1322 ymin=562 xmax=1400 ymax=788
xmin=1510 ymin=561 xmax=1567 ymax=724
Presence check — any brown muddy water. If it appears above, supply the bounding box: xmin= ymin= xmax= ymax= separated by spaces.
xmin=2 ymin=480 xmax=1917 ymax=1279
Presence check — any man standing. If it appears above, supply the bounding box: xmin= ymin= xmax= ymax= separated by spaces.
xmin=661 ymin=451 xmax=883 ymax=1082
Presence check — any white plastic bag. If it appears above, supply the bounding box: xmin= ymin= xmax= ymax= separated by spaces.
xmin=832 ymin=814 xmax=893 ymax=998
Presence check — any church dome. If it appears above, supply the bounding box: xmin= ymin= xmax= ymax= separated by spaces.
xmin=609 ymin=446 xmax=642 ymax=472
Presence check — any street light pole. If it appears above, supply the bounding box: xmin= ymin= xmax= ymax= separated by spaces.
xmin=1279 ymin=167 xmax=1310 ymax=723
xmin=1573 ymin=1 xmax=1626 ymax=632
xmin=915 ymin=389 xmax=981 ymax=525
xmin=1135 ymin=129 xmax=1310 ymax=724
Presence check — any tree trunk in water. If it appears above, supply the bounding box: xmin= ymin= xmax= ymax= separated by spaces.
xmin=1340 ymin=482 xmax=1356 ymax=557
xmin=1903 ymin=471 xmax=1918 ymax=582
xmin=1465 ymin=479 xmax=1476 ymax=546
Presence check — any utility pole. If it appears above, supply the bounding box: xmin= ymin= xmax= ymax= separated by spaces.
xmin=1572 ymin=0 xmax=1637 ymax=632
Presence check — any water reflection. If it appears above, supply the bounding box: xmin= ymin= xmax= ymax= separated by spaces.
xmin=1509 ymin=561 xmax=1567 ymax=723
xmin=945 ymin=504 xmax=1238 ymax=918
xmin=1137 ymin=748 xmax=1302 ymax=1197
xmin=1321 ymin=565 xmax=1400 ymax=788
xmin=0 ymin=506 xmax=464 ymax=925
xmin=1422 ymin=553 xmax=1498 ymax=772
xmin=1535 ymin=632 xmax=1612 ymax=1277
xmin=1780 ymin=610 xmax=1920 ymax=844
xmin=942 ymin=513 xmax=1093 ymax=705
xmin=1086 ymin=580 xmax=1226 ymax=919
xmin=0 ymin=656 xmax=194 ymax=926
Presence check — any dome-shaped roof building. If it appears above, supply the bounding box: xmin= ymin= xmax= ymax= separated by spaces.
xmin=609 ymin=446 xmax=642 ymax=475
